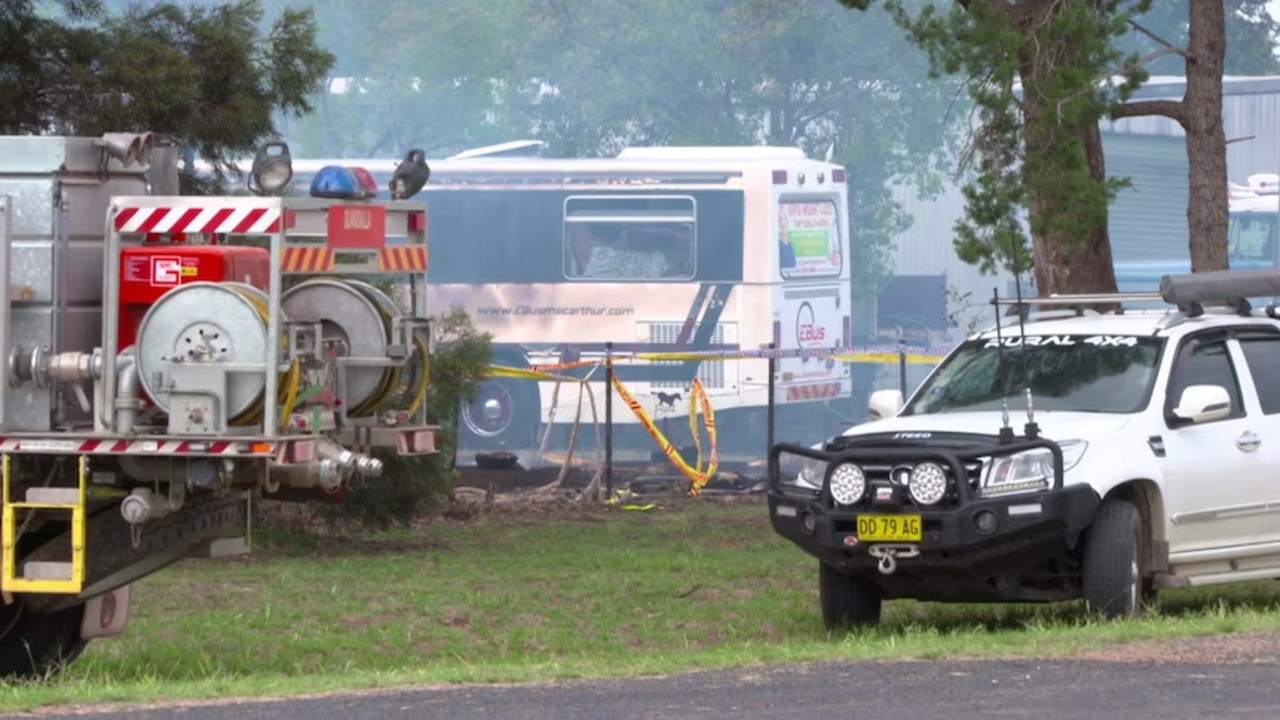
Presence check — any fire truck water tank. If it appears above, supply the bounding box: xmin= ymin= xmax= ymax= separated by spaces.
xmin=280 ymin=278 xmax=401 ymax=416
xmin=133 ymin=281 xmax=283 ymax=424
xmin=119 ymin=245 xmax=270 ymax=352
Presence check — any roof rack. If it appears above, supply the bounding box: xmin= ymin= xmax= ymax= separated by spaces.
xmin=991 ymin=268 xmax=1280 ymax=319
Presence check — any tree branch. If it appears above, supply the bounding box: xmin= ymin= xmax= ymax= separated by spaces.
xmin=1110 ymin=98 xmax=1185 ymax=124
xmin=1127 ymin=18 xmax=1190 ymax=58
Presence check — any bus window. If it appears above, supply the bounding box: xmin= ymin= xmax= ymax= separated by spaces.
xmin=563 ymin=196 xmax=696 ymax=281
xmin=779 ymin=199 xmax=842 ymax=280
xmin=1228 ymin=213 xmax=1277 ymax=265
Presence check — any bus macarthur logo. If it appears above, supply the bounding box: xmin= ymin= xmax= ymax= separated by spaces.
xmin=796 ymin=301 xmax=826 ymax=346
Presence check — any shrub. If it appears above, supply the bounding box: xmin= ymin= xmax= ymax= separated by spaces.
xmin=323 ymin=306 xmax=492 ymax=529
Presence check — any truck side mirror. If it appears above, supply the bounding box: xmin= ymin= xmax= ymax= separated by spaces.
xmin=1172 ymin=384 xmax=1231 ymax=425
xmin=867 ymin=389 xmax=904 ymax=421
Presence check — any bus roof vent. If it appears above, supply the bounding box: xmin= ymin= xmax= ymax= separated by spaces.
xmin=616 ymin=146 xmax=807 ymax=160
xmin=448 ymin=140 xmax=546 ymax=160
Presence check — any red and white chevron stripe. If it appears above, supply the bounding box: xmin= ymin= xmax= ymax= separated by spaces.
xmin=113 ymin=205 xmax=283 ymax=235
xmin=0 ymin=437 xmax=279 ymax=456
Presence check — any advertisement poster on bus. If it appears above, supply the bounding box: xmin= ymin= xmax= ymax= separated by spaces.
xmin=778 ymin=200 xmax=841 ymax=279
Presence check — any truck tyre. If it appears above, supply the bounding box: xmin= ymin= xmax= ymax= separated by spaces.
xmin=819 ymin=562 xmax=882 ymax=630
xmin=0 ymin=598 xmax=86 ymax=680
xmin=1082 ymin=498 xmax=1145 ymax=620
xmin=460 ymin=376 xmax=538 ymax=451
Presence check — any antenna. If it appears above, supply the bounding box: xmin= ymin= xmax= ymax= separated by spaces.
xmin=1011 ymin=269 xmax=1039 ymax=439
xmin=992 ymin=288 xmax=1015 ymax=444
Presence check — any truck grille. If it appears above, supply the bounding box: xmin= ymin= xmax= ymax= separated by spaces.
xmin=647 ymin=322 xmax=725 ymax=389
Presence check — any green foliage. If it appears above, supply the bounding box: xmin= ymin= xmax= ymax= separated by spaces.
xmin=325 ymin=307 xmax=492 ymax=530
xmin=845 ymin=1 xmax=1151 ymax=278
xmin=1 ymin=0 xmax=334 ymax=194
xmin=272 ymin=0 xmax=966 ymax=290
xmin=1121 ymin=0 xmax=1280 ymax=75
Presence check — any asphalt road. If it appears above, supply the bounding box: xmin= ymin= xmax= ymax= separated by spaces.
xmin=18 ymin=657 xmax=1280 ymax=720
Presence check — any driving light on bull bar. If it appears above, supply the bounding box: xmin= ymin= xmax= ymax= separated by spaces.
xmin=827 ymin=462 xmax=866 ymax=505
xmin=907 ymin=462 xmax=948 ymax=505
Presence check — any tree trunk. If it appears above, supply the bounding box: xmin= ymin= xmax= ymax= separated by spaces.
xmin=1184 ymin=0 xmax=1229 ymax=272
xmin=1017 ymin=15 xmax=1120 ymax=299
xmin=1028 ymin=123 xmax=1121 ymax=298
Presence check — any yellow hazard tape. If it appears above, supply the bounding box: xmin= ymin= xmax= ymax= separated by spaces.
xmin=486 ymin=364 xmax=588 ymax=383
xmin=628 ymin=351 xmax=945 ymax=364
xmin=610 ymin=373 xmax=718 ymax=496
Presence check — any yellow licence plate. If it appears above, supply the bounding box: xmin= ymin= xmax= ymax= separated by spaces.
xmin=856 ymin=514 xmax=923 ymax=542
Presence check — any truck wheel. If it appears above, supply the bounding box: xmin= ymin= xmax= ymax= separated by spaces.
xmin=819 ymin=562 xmax=882 ymax=630
xmin=460 ymin=377 xmax=538 ymax=450
xmin=0 ymin=598 xmax=86 ymax=680
xmin=1082 ymin=498 xmax=1145 ymax=620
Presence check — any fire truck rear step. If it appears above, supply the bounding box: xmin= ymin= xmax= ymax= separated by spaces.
xmin=1 ymin=454 xmax=87 ymax=594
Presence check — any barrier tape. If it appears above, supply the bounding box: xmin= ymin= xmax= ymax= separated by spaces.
xmin=486 ymin=365 xmax=588 ymax=383
xmin=488 ymin=347 xmax=947 ymax=379
xmin=610 ymin=373 xmax=719 ymax=495
xmin=628 ymin=350 xmax=946 ymax=364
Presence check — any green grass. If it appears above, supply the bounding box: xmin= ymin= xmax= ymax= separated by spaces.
xmin=2 ymin=496 xmax=1279 ymax=712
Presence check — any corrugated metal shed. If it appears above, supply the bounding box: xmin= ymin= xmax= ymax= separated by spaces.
xmin=1104 ymin=75 xmax=1280 ymax=181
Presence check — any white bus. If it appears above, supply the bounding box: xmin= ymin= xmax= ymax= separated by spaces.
xmin=284 ymin=145 xmax=855 ymax=458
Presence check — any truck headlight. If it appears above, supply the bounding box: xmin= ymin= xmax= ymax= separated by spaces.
xmin=982 ymin=440 xmax=1087 ymax=497
xmin=796 ymin=457 xmax=825 ymax=490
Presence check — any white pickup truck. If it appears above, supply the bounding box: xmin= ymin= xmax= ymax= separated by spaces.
xmin=768 ymin=269 xmax=1280 ymax=628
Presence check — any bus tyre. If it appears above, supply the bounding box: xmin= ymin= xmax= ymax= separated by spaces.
xmin=0 ymin=599 xmax=87 ymax=680
xmin=1082 ymin=498 xmax=1145 ymax=620
xmin=819 ymin=562 xmax=881 ymax=630
xmin=461 ymin=376 xmax=538 ymax=450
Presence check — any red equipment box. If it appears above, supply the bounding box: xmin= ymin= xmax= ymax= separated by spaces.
xmin=118 ymin=245 xmax=271 ymax=352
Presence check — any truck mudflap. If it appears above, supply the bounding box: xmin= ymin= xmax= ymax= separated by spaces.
xmin=21 ymin=491 xmax=243 ymax=614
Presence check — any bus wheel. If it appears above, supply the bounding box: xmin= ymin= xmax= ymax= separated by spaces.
xmin=461 ymin=377 xmax=537 ymax=450
xmin=0 ymin=598 xmax=87 ymax=680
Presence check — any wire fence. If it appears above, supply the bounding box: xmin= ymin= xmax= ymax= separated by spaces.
xmin=453 ymin=343 xmax=948 ymax=501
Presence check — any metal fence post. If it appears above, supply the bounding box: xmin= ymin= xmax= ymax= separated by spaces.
xmin=897 ymin=328 xmax=908 ymax=398
xmin=604 ymin=341 xmax=613 ymax=497
xmin=766 ymin=342 xmax=776 ymax=456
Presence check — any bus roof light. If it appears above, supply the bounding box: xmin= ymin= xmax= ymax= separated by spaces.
xmin=832 ymin=168 xmax=847 ymax=183
xmin=772 ymin=170 xmax=788 ymax=185
xmin=249 ymin=140 xmax=293 ymax=196
xmin=390 ymin=148 xmax=431 ymax=201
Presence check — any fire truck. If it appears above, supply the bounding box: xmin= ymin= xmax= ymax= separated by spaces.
xmin=0 ymin=132 xmax=436 ymax=678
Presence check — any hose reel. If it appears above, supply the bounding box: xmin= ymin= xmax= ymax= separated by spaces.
xmin=134 ymin=282 xmax=298 ymax=427
xmin=132 ymin=277 xmax=427 ymax=429
xmin=281 ymin=278 xmax=427 ymax=418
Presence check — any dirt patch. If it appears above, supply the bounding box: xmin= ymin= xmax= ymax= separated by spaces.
xmin=1065 ymin=630 xmax=1280 ymax=664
